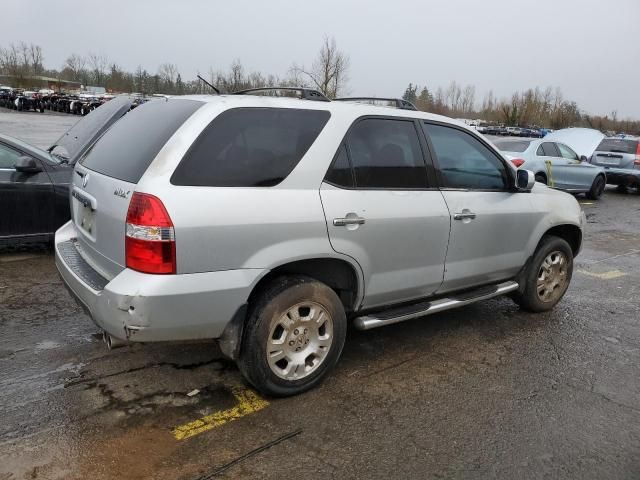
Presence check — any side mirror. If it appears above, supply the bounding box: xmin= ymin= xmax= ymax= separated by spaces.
xmin=517 ymin=169 xmax=536 ymax=191
xmin=580 ymin=155 xmax=588 ymax=163
xmin=14 ymin=156 xmax=42 ymax=174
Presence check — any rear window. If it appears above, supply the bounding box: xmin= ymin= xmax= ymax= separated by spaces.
xmin=595 ymin=138 xmax=638 ymax=154
xmin=171 ymin=108 xmax=330 ymax=187
xmin=492 ymin=140 xmax=531 ymax=153
xmin=79 ymin=99 xmax=203 ymax=183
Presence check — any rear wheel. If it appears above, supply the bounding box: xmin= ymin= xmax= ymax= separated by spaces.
xmin=512 ymin=236 xmax=573 ymax=312
xmin=238 ymin=276 xmax=347 ymax=397
xmin=586 ymin=175 xmax=605 ymax=200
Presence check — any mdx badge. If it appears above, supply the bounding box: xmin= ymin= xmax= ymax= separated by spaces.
xmin=114 ymin=188 xmax=130 ymax=199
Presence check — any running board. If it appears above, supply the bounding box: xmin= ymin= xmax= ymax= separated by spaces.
xmin=353 ymin=281 xmax=519 ymax=331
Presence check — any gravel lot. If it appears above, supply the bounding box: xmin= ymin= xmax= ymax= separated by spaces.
xmin=1 ymin=111 xmax=639 ymax=480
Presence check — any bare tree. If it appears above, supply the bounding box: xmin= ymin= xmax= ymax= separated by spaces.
xmin=64 ymin=54 xmax=87 ymax=81
xmin=88 ymin=52 xmax=109 ymax=86
xmin=158 ymin=63 xmax=179 ymax=86
xmin=292 ymin=36 xmax=349 ymax=98
xmin=28 ymin=44 xmax=43 ymax=75
xmin=461 ymin=85 xmax=476 ymax=114
xmin=0 ymin=44 xmax=21 ymax=80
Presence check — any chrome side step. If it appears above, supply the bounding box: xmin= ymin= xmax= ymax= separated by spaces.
xmin=353 ymin=281 xmax=519 ymax=331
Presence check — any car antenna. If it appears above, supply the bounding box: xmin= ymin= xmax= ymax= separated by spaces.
xmin=197 ymin=75 xmax=221 ymax=95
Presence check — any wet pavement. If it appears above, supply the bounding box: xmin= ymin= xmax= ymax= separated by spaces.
xmin=1 ymin=113 xmax=639 ymax=479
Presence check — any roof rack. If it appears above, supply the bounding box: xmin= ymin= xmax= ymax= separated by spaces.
xmin=334 ymin=97 xmax=418 ymax=111
xmin=232 ymin=87 xmax=330 ymax=102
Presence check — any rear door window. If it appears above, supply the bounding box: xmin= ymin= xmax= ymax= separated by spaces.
xmin=538 ymin=142 xmax=560 ymax=157
xmin=325 ymin=144 xmax=354 ymax=188
xmin=345 ymin=118 xmax=428 ymax=189
xmin=79 ymin=99 xmax=203 ymax=183
xmin=171 ymin=108 xmax=330 ymax=187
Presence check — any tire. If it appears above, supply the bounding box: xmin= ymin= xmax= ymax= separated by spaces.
xmin=586 ymin=175 xmax=605 ymax=200
xmin=238 ymin=275 xmax=347 ymax=397
xmin=512 ymin=235 xmax=573 ymax=313
xmin=535 ymin=173 xmax=547 ymax=185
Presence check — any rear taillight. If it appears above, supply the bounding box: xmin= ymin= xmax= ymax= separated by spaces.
xmin=510 ymin=158 xmax=525 ymax=168
xmin=635 ymin=143 xmax=640 ymax=169
xmin=125 ymin=192 xmax=176 ymax=274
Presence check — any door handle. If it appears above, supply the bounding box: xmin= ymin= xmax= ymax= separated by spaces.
xmin=453 ymin=212 xmax=476 ymax=220
xmin=333 ymin=217 xmax=366 ymax=226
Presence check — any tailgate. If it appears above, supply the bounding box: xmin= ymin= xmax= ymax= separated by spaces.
xmin=71 ymin=165 xmax=134 ymax=280
xmin=592 ymin=152 xmax=626 ymax=167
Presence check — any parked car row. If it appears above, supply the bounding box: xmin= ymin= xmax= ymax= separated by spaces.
xmin=478 ymin=125 xmax=550 ymax=137
xmin=0 ymin=86 xmax=145 ymax=116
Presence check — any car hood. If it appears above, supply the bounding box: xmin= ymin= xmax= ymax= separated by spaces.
xmin=544 ymin=128 xmax=604 ymax=158
xmin=49 ymin=95 xmax=133 ymax=164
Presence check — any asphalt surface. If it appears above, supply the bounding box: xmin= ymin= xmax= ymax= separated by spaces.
xmin=1 ymin=111 xmax=639 ymax=480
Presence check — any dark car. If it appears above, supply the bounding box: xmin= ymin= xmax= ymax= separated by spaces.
xmin=0 ymin=96 xmax=133 ymax=245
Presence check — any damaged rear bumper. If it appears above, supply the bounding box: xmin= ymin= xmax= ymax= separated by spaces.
xmin=54 ymin=221 xmax=265 ymax=343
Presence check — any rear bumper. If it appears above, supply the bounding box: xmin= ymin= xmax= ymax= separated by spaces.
xmin=600 ymin=167 xmax=640 ymax=186
xmin=54 ymin=221 xmax=266 ymax=343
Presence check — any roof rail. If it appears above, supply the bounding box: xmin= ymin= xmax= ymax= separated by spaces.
xmin=232 ymin=87 xmax=330 ymax=102
xmin=334 ymin=97 xmax=418 ymax=111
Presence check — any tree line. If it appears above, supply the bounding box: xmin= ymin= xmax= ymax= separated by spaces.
xmin=403 ymin=82 xmax=639 ymax=133
xmin=0 ymin=37 xmax=350 ymax=99
xmin=1 ymin=39 xmax=637 ymax=134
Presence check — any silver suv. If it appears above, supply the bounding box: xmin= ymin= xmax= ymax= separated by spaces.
xmin=55 ymin=89 xmax=585 ymax=396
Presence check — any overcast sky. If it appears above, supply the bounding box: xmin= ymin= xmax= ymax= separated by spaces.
xmin=3 ymin=0 xmax=639 ymax=118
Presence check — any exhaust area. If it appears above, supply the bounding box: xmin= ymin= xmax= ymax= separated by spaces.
xmin=102 ymin=331 xmax=128 ymax=349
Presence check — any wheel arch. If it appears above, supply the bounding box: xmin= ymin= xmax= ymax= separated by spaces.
xmin=540 ymin=224 xmax=582 ymax=256
xmin=218 ymin=256 xmax=363 ymax=360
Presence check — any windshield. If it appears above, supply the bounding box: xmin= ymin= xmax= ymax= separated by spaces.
xmin=493 ymin=140 xmax=532 ymax=153
xmin=595 ymin=138 xmax=638 ymax=154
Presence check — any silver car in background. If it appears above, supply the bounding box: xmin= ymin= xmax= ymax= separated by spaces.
xmin=493 ymin=137 xmax=607 ymax=199
xmin=590 ymin=136 xmax=640 ymax=192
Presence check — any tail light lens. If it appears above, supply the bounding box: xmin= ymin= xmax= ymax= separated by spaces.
xmin=510 ymin=158 xmax=526 ymax=168
xmin=125 ymin=192 xmax=176 ymax=274
xmin=634 ymin=142 xmax=640 ymax=169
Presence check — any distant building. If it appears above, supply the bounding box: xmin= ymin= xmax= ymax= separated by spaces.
xmin=0 ymin=74 xmax=82 ymax=91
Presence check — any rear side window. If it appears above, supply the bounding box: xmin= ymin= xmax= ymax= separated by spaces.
xmin=538 ymin=142 xmax=560 ymax=157
xmin=423 ymin=123 xmax=508 ymax=190
xmin=171 ymin=108 xmax=330 ymax=187
xmin=80 ymin=99 xmax=203 ymax=183
xmin=595 ymin=138 xmax=638 ymax=154
xmin=346 ymin=118 xmax=428 ymax=189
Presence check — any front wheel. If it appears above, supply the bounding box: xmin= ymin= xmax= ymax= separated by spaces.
xmin=586 ymin=175 xmax=605 ymax=200
xmin=238 ymin=276 xmax=347 ymax=397
xmin=512 ymin=236 xmax=573 ymax=312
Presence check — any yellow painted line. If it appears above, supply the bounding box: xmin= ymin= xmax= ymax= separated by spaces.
xmin=579 ymin=202 xmax=594 ymax=206
xmin=172 ymin=386 xmax=269 ymax=440
xmin=577 ymin=269 xmax=626 ymax=280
